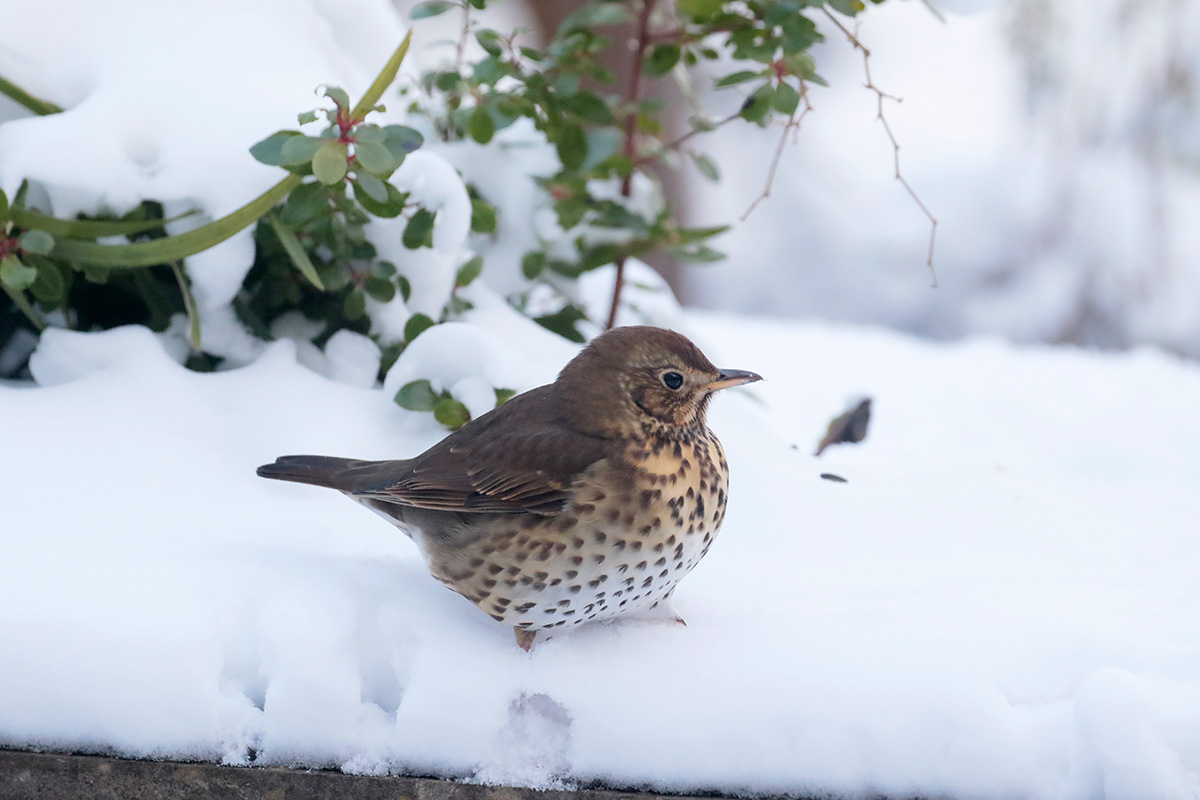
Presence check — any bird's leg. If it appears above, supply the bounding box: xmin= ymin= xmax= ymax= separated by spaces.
xmin=514 ymin=627 xmax=538 ymax=651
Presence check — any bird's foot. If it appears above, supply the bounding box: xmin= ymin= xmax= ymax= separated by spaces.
xmin=672 ymin=615 xmax=687 ymax=627
xmin=514 ymin=627 xmax=538 ymax=651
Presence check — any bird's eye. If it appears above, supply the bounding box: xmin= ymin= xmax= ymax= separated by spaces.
xmin=661 ymin=371 xmax=684 ymax=390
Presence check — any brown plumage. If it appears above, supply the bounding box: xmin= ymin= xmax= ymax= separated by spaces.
xmin=257 ymin=325 xmax=761 ymax=650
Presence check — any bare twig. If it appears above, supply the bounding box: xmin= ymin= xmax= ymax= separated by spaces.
xmin=823 ymin=8 xmax=938 ymax=287
xmin=607 ymin=0 xmax=659 ymax=330
xmin=741 ymin=86 xmax=812 ymax=221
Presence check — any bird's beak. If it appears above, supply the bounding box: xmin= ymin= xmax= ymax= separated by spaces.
xmin=705 ymin=368 xmax=763 ymax=392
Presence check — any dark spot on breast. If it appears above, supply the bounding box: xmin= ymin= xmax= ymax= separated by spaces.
xmin=556 ymin=516 xmax=578 ymax=532
xmin=577 ymin=503 xmax=595 ymax=515
xmin=487 ymin=564 xmax=504 ymax=575
xmin=483 ymin=578 xmax=498 ymax=589
xmin=569 ymin=585 xmax=582 ymax=594
xmin=654 ymin=557 xmax=667 ymax=567
xmin=550 ymin=578 xmax=562 ymax=586
xmin=642 ymin=577 xmax=654 ymax=588
xmin=658 ymin=569 xmax=669 ymax=578
xmin=519 ymin=576 xmax=533 ymax=585
xmin=570 ymin=556 xmax=583 ymax=566
xmin=566 ymin=570 xmax=578 ymax=579
xmin=469 ymin=558 xmax=485 ymax=568
xmin=635 ymin=561 xmax=647 ymax=571
xmin=594 ymin=531 xmax=607 ymax=544
xmin=515 ymin=603 xmax=536 ymax=613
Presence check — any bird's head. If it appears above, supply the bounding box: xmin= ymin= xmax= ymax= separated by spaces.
xmin=556 ymin=326 xmax=762 ymax=439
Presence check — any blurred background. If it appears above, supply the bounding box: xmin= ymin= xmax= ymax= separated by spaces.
xmin=509 ymin=0 xmax=1200 ymax=358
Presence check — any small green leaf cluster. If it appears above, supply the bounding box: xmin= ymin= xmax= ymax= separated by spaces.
xmin=394 ymin=377 xmax=515 ymax=430
xmin=400 ymin=0 xmax=887 ymax=341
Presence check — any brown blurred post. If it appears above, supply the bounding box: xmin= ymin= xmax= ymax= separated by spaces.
xmin=525 ymin=0 xmax=689 ymax=302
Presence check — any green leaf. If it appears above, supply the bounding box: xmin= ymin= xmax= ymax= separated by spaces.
xmin=267 ymin=212 xmax=325 ymax=290
xmin=344 ymin=288 xmax=367 ymax=320
xmin=579 ymin=243 xmax=621 ymax=270
xmin=494 ymin=387 xmax=517 ymax=406
xmin=558 ymin=2 xmax=633 ymax=33
xmin=27 ymin=256 xmax=65 ymax=303
xmin=677 ymin=0 xmax=723 ymax=19
xmin=402 ymin=209 xmax=436 ymax=249
xmin=828 ymin=0 xmax=866 ymax=16
xmin=250 ymin=131 xmax=303 ymax=166
xmin=170 ymin=262 xmax=202 ymax=350
xmin=395 ymin=379 xmax=439 ymax=411
xmin=8 ymin=206 xmax=199 ymax=239
xmin=554 ymin=196 xmax=588 ymax=230
xmin=398 ymin=275 xmax=412 ymax=301
xmin=280 ymin=135 xmax=326 ymax=166
xmin=534 ymin=305 xmax=587 ymax=343
xmin=312 ymin=141 xmax=349 ymax=184
xmin=355 ymin=171 xmax=390 ymax=203
xmin=321 ymin=85 xmax=351 ymax=110
xmin=560 ymin=92 xmax=614 ymax=124
xmin=404 ymin=312 xmax=435 ymax=342
xmin=0 ymin=255 xmax=38 ymax=290
xmin=468 ymin=106 xmax=495 ymax=144
xmin=0 ymin=188 xmax=8 ymax=220
xmin=692 ymin=152 xmax=720 ymax=181
xmin=354 ymin=124 xmax=386 ymax=143
xmin=280 ymin=181 xmax=330 ymax=226
xmin=470 ymin=198 xmax=497 ymax=233
xmin=582 ymin=129 xmax=622 ymax=171
xmin=353 ymin=179 xmax=408 ymax=218
xmin=434 ymin=397 xmax=471 ymax=429
xmin=364 ymin=275 xmax=396 ymax=302
xmin=411 ymin=0 xmax=455 ymax=19
xmin=298 ymin=110 xmax=319 ymax=125
xmin=455 ymin=255 xmax=483 ymax=287
xmin=715 ymin=70 xmax=763 ymax=88
xmin=354 ymin=140 xmax=397 ymax=175
xmin=382 ymin=125 xmax=424 ymax=161
xmin=372 ymin=261 xmax=397 ymax=278
xmin=521 ymin=251 xmax=546 ymax=279
xmin=18 ymin=229 xmax=54 ymax=255
xmin=646 ymin=44 xmax=681 ymax=77
xmin=475 ymin=30 xmax=503 ymax=56
xmin=771 ymin=82 xmax=801 ymax=115
xmin=740 ymin=85 xmax=774 ymax=124
xmin=555 ymin=123 xmax=588 ymax=171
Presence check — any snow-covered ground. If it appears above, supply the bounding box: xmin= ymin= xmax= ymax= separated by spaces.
xmin=3 ymin=312 xmax=1199 ymax=799
xmin=2 ymin=0 xmax=1199 ymax=797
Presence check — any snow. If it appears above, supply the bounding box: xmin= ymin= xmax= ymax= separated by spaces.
xmin=2 ymin=0 xmax=1199 ymax=796
xmin=688 ymin=0 xmax=1200 ymax=357
xmin=3 ymin=315 xmax=1200 ymax=799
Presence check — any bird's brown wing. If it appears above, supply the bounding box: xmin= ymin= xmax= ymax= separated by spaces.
xmin=350 ymin=385 xmax=614 ymax=515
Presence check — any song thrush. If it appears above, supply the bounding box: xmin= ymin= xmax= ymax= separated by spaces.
xmin=257 ymin=326 xmax=761 ymax=650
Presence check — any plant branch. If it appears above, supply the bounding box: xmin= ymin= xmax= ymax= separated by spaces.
xmin=607 ymin=0 xmax=658 ymax=331
xmin=824 ymin=8 xmax=938 ymax=286
xmin=741 ymin=86 xmax=811 ymax=221
xmin=0 ymin=74 xmax=63 ymax=116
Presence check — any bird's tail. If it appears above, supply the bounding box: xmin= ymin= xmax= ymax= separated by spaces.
xmin=256 ymin=454 xmax=380 ymax=492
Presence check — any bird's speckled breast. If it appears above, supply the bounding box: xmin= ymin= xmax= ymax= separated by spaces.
xmin=423 ymin=427 xmax=730 ymax=632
